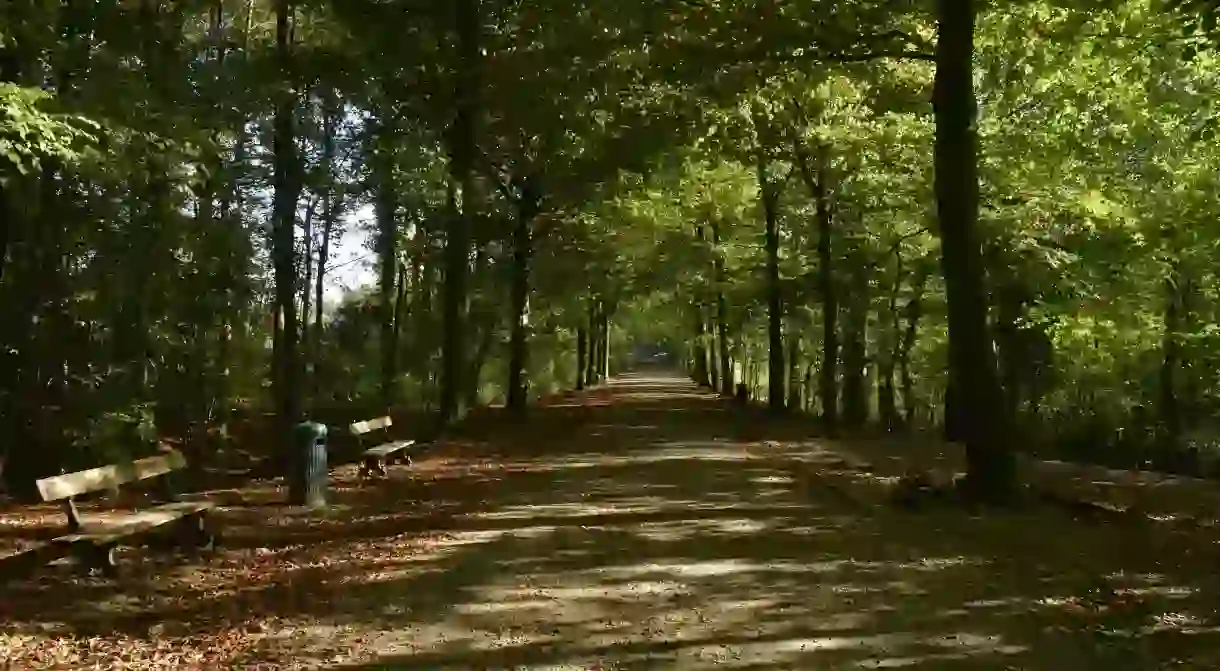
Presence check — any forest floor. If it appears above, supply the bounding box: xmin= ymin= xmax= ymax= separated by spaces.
xmin=4 ymin=373 xmax=1220 ymax=668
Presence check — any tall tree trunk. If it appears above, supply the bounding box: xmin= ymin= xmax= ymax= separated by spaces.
xmin=815 ymin=155 xmax=838 ymax=433
xmin=934 ymin=0 xmax=1014 ymax=497
xmin=312 ymin=92 xmax=339 ymax=400
xmin=584 ymin=299 xmax=599 ymax=385
xmin=994 ymin=281 xmax=1025 ymax=425
xmin=787 ymin=331 xmax=802 ymax=412
xmin=707 ymin=311 xmax=720 ymax=391
xmin=576 ymin=325 xmax=587 ymax=390
xmin=692 ymin=223 xmax=710 ymax=386
xmin=272 ymin=0 xmax=302 ymax=460
xmin=897 ymin=267 xmax=929 ymax=429
xmin=0 ymin=4 xmax=25 ymax=287
xmin=214 ymin=0 xmax=256 ymax=429
xmin=841 ymin=247 xmax=870 ymax=428
xmin=440 ymin=0 xmax=480 ymax=425
xmin=0 ymin=9 xmax=28 ymax=490
xmin=299 ymin=196 xmax=317 ymax=377
xmin=393 ymin=258 xmax=409 ymax=385
xmin=712 ymin=219 xmax=732 ymax=396
xmin=759 ymin=164 xmax=785 ymax=413
xmin=796 ymin=141 xmax=838 ymax=431
xmin=464 ymin=310 xmax=496 ymax=409
xmin=693 ymin=303 xmax=710 ymax=386
xmin=899 ymin=284 xmax=922 ymax=424
xmin=1159 ymin=264 xmax=1183 ymax=452
xmin=415 ymin=226 xmax=439 ymax=405
xmin=600 ymin=302 xmax=611 ymax=378
xmin=376 ymin=125 xmax=398 ymax=411
xmin=507 ymin=184 xmax=538 ymax=414
xmin=878 ymin=262 xmax=903 ymax=432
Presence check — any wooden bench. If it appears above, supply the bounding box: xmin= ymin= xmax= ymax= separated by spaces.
xmin=352 ymin=416 xmax=416 ymax=478
xmin=31 ymin=449 xmax=218 ymax=576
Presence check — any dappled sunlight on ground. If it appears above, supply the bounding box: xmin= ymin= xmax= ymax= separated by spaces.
xmin=4 ymin=374 xmax=1220 ymax=667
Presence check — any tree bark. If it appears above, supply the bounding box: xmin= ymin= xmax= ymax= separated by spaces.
xmin=576 ymin=325 xmax=587 ymax=390
xmin=759 ymin=161 xmax=785 ymax=413
xmin=693 ymin=303 xmax=710 ymax=386
xmin=1159 ymin=264 xmax=1183 ymax=451
xmin=507 ymin=182 xmax=538 ymax=414
xmin=898 ymin=268 xmax=927 ymax=427
xmin=841 ymin=282 xmax=869 ymax=428
xmin=692 ymin=223 xmax=711 ymax=387
xmin=795 ymin=141 xmax=838 ymax=432
xmin=312 ymin=92 xmax=339 ymax=400
xmin=299 ymin=195 xmax=317 ymax=375
xmin=934 ymin=0 xmax=1015 ymax=497
xmin=584 ymin=299 xmax=598 ymax=385
xmin=440 ymin=0 xmax=480 ymax=425
xmin=787 ymin=331 xmax=802 ymax=412
xmin=599 ymin=301 xmax=611 ymax=378
xmin=272 ymin=0 xmax=302 ymax=460
xmin=376 ymin=125 xmax=398 ymax=411
xmin=712 ymin=219 xmax=732 ymax=396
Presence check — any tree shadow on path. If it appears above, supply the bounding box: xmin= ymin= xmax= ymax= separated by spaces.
xmin=4 ymin=374 xmax=1220 ymax=668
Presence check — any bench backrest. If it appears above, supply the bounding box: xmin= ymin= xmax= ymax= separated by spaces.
xmin=350 ymin=416 xmax=392 ymax=437
xmin=36 ymin=450 xmax=188 ymax=502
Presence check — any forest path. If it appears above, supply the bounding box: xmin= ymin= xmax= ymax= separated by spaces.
xmin=4 ymin=372 xmax=1220 ymax=669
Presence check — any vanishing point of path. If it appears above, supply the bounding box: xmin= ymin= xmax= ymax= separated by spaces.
xmin=5 ymin=372 xmax=1220 ymax=668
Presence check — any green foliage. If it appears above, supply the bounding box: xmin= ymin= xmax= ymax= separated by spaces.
xmin=4 ymin=0 xmax=1220 ymax=482
xmin=0 ymin=84 xmax=100 ymax=177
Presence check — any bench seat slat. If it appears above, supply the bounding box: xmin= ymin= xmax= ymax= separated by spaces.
xmin=363 ymin=440 xmax=416 ymax=457
xmin=51 ymin=501 xmax=214 ymax=545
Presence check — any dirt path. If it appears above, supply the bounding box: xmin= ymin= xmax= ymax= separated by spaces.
xmin=4 ymin=373 xmax=1220 ymax=668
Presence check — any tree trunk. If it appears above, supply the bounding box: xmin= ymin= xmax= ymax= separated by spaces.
xmin=272 ymin=0 xmax=302 ymax=462
xmin=299 ymin=196 xmax=317 ymax=379
xmin=994 ymin=282 xmax=1025 ymax=425
xmin=796 ymin=142 xmax=838 ymax=432
xmin=844 ymin=250 xmax=873 ymax=429
xmin=584 ymin=299 xmax=598 ymax=385
xmin=576 ymin=326 xmax=587 ymax=390
xmin=376 ymin=127 xmax=398 ymax=411
xmin=693 ymin=303 xmax=710 ymax=386
xmin=712 ymin=220 xmax=732 ymax=396
xmin=507 ymin=186 xmax=537 ymax=414
xmin=878 ymin=260 xmax=903 ymax=432
xmin=898 ymin=268 xmax=927 ymax=426
xmin=393 ymin=259 xmax=409 ymax=391
xmin=934 ymin=0 xmax=1014 ymax=497
xmin=464 ymin=311 xmax=496 ymax=410
xmin=0 ymin=14 xmax=20 ymax=286
xmin=1159 ymin=266 xmax=1183 ymax=452
xmin=787 ymin=331 xmax=802 ymax=412
xmin=440 ymin=0 xmax=480 ymax=425
xmin=600 ymin=301 xmax=611 ymax=378
xmin=841 ymin=275 xmax=869 ymax=429
xmin=312 ymin=94 xmax=339 ymax=400
xmin=759 ymin=163 xmax=785 ymax=413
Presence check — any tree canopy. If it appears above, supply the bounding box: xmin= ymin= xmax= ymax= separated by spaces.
xmin=2 ymin=0 xmax=1219 ymax=496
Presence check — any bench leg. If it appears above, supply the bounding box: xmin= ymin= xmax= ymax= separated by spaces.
xmin=362 ymin=455 xmax=388 ymax=478
xmin=392 ymin=453 xmax=413 ymax=468
xmin=75 ymin=543 xmax=118 ymax=578
xmin=178 ymin=514 xmax=219 ymax=554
